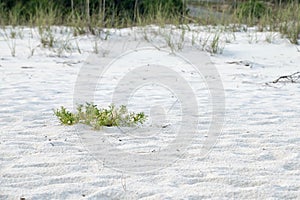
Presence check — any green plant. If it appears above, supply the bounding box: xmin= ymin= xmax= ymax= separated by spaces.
xmin=31 ymin=0 xmax=61 ymax=26
xmin=8 ymin=2 xmax=24 ymax=26
xmin=160 ymin=27 xmax=187 ymax=52
xmin=275 ymin=2 xmax=300 ymax=44
xmin=210 ymin=32 xmax=223 ymax=54
xmin=265 ymin=32 xmax=277 ymax=43
xmin=93 ymin=38 xmax=99 ymax=54
xmin=74 ymin=39 xmax=82 ymax=54
xmin=284 ymin=22 xmax=300 ymax=44
xmin=39 ymin=26 xmax=55 ymax=48
xmin=54 ymin=103 xmax=147 ymax=129
xmin=2 ymin=28 xmax=17 ymax=57
xmin=55 ymin=31 xmax=73 ymax=57
xmin=247 ymin=32 xmax=259 ymax=44
xmin=236 ymin=0 xmax=269 ymax=22
xmin=198 ymin=31 xmax=224 ymax=54
xmin=54 ymin=106 xmax=78 ymax=125
xmin=0 ymin=0 xmax=186 ymax=28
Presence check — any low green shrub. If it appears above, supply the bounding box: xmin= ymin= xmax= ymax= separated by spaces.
xmin=54 ymin=106 xmax=78 ymax=125
xmin=54 ymin=103 xmax=147 ymax=129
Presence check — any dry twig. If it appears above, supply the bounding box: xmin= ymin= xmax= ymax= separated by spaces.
xmin=272 ymin=72 xmax=300 ymax=83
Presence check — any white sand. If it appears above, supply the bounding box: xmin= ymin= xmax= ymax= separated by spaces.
xmin=0 ymin=26 xmax=299 ymax=199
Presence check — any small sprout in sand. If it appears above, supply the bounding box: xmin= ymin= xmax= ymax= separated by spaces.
xmin=54 ymin=103 xmax=147 ymax=129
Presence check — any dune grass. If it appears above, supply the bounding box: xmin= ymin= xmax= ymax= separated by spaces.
xmin=0 ymin=0 xmax=298 ymax=58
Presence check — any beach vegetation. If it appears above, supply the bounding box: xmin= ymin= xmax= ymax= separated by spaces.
xmin=54 ymin=103 xmax=147 ymax=129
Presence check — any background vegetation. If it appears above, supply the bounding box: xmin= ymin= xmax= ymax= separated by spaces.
xmin=0 ymin=0 xmax=187 ymax=27
xmin=0 ymin=0 xmax=299 ymax=44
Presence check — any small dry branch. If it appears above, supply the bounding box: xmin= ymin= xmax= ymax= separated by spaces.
xmin=272 ymin=72 xmax=300 ymax=84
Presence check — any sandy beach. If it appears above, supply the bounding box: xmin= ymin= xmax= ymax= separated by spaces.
xmin=0 ymin=26 xmax=299 ymax=199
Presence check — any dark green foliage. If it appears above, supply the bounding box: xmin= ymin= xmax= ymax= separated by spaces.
xmin=236 ymin=0 xmax=270 ymax=19
xmin=54 ymin=103 xmax=147 ymax=129
xmin=0 ymin=0 xmax=187 ymax=26
xmin=138 ymin=0 xmax=186 ymax=16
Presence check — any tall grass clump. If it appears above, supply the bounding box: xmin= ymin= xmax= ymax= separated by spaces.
xmin=276 ymin=2 xmax=300 ymax=44
xmin=230 ymin=0 xmax=300 ymax=44
xmin=235 ymin=0 xmax=270 ymax=25
xmin=28 ymin=1 xmax=61 ymax=27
